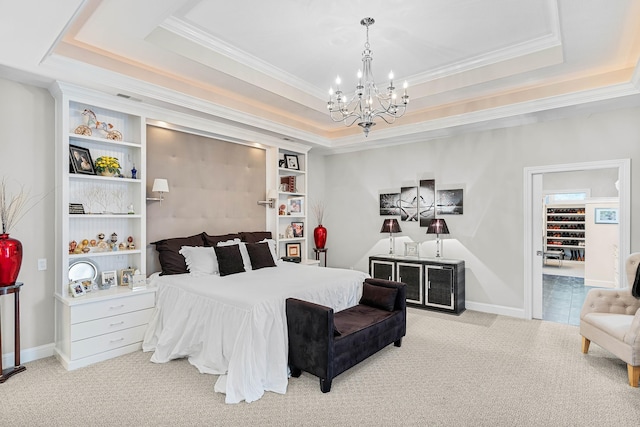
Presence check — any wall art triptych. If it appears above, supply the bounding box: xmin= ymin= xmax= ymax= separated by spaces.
xmin=379 ymin=179 xmax=463 ymax=225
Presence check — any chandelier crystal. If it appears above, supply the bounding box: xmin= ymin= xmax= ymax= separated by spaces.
xmin=328 ymin=17 xmax=409 ymax=137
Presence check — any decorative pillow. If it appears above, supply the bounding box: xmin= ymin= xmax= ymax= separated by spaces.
xmin=152 ymin=234 xmax=205 ymax=275
xmin=240 ymin=231 xmax=272 ymax=243
xmin=359 ymin=283 xmax=398 ymax=312
xmin=202 ymin=232 xmax=241 ymax=247
xmin=213 ymin=244 xmax=245 ymax=276
xmin=179 ymin=246 xmax=218 ymax=276
xmin=259 ymin=238 xmax=278 ymax=264
xmin=217 ymin=240 xmax=252 ymax=271
xmin=246 ymin=242 xmax=277 ymax=270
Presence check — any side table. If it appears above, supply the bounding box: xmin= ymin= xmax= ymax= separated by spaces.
xmin=0 ymin=282 xmax=26 ymax=383
xmin=313 ymin=248 xmax=328 ymax=267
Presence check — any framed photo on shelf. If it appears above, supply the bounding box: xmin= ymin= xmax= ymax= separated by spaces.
xmin=287 ymin=197 xmax=304 ymax=215
xmin=101 ymin=270 xmax=117 ymax=288
xmin=69 ymin=281 xmax=86 ymax=298
xmin=404 ymin=242 xmax=419 ymax=257
xmin=120 ymin=268 xmax=135 ymax=287
xmin=594 ymin=208 xmax=618 ymax=224
xmin=286 ymin=242 xmax=301 ymax=258
xmin=291 ymin=221 xmax=304 ymax=237
xmin=69 ymin=144 xmax=96 ymax=175
xmin=284 ymin=154 xmax=299 ymax=170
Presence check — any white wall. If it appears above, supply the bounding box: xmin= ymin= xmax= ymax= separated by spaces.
xmin=319 ymin=107 xmax=640 ymax=312
xmin=0 ymin=78 xmax=56 ymax=361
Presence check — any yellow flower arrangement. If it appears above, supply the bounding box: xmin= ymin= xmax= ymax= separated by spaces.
xmin=94 ymin=156 xmax=121 ymax=175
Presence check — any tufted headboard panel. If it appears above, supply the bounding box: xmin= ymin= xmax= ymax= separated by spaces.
xmin=146 ymin=125 xmax=266 ymax=274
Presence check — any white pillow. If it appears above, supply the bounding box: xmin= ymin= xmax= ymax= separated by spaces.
xmin=217 ymin=240 xmax=252 ymax=271
xmin=259 ymin=238 xmax=279 ymax=264
xmin=179 ymin=246 xmax=218 ymax=276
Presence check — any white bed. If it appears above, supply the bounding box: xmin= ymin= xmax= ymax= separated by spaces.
xmin=142 ymin=261 xmax=367 ymax=404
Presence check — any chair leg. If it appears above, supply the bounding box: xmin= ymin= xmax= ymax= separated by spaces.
xmin=320 ymin=378 xmax=332 ymax=393
xmin=581 ymin=336 xmax=590 ymax=354
xmin=290 ymin=366 xmax=301 ymax=378
xmin=627 ymin=364 xmax=640 ymax=387
xmin=394 ymin=337 xmax=402 ymax=347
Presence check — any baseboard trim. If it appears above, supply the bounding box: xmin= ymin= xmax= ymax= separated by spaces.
xmin=2 ymin=343 xmax=55 ymax=367
xmin=466 ymin=301 xmax=526 ymax=319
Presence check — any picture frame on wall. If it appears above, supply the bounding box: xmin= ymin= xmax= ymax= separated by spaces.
xmin=436 ymin=189 xmax=464 ymax=215
xmin=594 ymin=208 xmax=618 ymax=224
xmin=286 ymin=242 xmax=301 ymax=257
xmin=291 ymin=221 xmax=304 ymax=237
xmin=69 ymin=144 xmax=96 ymax=175
xmin=400 ymin=186 xmax=419 ymax=222
xmin=379 ymin=193 xmax=401 ymax=216
xmin=284 ymin=154 xmax=299 ymax=170
xmin=418 ymin=179 xmax=435 ymax=226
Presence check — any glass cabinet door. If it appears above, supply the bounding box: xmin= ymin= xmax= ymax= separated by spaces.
xmin=397 ymin=262 xmax=422 ymax=304
xmin=425 ymin=265 xmax=454 ymax=309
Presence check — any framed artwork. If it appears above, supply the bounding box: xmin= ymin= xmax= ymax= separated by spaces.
xmin=120 ymin=268 xmax=135 ymax=287
xmin=286 ymin=242 xmax=301 ymax=257
xmin=379 ymin=193 xmax=400 ymax=215
xmin=594 ymin=208 xmax=618 ymax=224
xmin=69 ymin=281 xmax=86 ymax=297
xmin=400 ymin=186 xmax=419 ymax=222
xmin=404 ymin=242 xmax=419 ymax=257
xmin=287 ymin=197 xmax=304 ymax=216
xmin=437 ymin=189 xmax=464 ymax=215
xmin=291 ymin=221 xmax=304 ymax=237
xmin=284 ymin=154 xmax=299 ymax=170
xmin=418 ymin=179 xmax=435 ymax=226
xmin=101 ymin=270 xmax=117 ymax=288
xmin=69 ymin=144 xmax=96 ymax=175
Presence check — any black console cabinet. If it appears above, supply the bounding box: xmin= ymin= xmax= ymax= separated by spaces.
xmin=369 ymin=255 xmax=465 ymax=314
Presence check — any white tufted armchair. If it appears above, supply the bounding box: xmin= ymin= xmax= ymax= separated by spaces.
xmin=580 ymin=252 xmax=640 ymax=387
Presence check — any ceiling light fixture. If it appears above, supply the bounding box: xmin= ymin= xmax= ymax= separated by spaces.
xmin=328 ymin=17 xmax=409 ymax=137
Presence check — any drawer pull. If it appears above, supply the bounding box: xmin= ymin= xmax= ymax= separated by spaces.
xmin=109 ymin=337 xmax=125 ymax=344
xmin=109 ymin=321 xmax=125 ymax=327
xmin=109 ymin=304 xmax=125 ymax=310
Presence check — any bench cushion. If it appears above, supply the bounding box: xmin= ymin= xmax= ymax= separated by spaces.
xmin=334 ymin=304 xmax=396 ymax=338
xmin=359 ymin=282 xmax=398 ymax=311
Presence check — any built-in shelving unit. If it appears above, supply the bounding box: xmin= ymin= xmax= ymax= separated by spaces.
xmin=275 ymin=148 xmax=308 ymax=261
xmin=544 ymin=203 xmax=586 ymax=261
xmin=51 ymin=82 xmax=155 ymax=370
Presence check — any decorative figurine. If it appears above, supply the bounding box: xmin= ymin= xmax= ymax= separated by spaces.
xmin=69 ymin=240 xmax=77 ymax=254
xmin=127 ymin=236 xmax=134 ymax=250
xmin=285 ymin=224 xmax=294 ymax=239
xmin=131 ymin=164 xmax=137 ymax=179
xmin=128 ymin=203 xmax=135 ymax=214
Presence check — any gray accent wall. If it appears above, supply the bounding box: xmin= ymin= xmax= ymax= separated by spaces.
xmin=316 ymin=107 xmax=640 ymax=313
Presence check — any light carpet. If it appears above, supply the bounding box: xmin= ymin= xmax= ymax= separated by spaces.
xmin=2 ymin=308 xmax=639 ymax=426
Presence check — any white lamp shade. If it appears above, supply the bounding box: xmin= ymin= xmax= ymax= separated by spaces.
xmin=267 ymin=189 xmax=278 ymax=199
xmin=152 ymin=178 xmax=169 ymax=193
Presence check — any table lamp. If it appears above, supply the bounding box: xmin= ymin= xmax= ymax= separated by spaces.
xmin=426 ymin=218 xmax=449 ymax=258
xmin=380 ymin=219 xmax=402 ymax=255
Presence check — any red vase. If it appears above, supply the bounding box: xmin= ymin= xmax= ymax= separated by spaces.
xmin=314 ymin=225 xmax=327 ymax=250
xmin=0 ymin=233 xmax=23 ymax=287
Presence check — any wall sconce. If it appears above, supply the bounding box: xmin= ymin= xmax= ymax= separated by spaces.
xmin=426 ymin=218 xmax=450 ymax=258
xmin=146 ymin=178 xmax=169 ymax=204
xmin=380 ymin=218 xmax=402 ymax=255
xmin=257 ymin=189 xmax=278 ymax=208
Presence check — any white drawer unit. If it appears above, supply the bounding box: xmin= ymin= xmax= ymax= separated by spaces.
xmin=54 ymin=288 xmax=156 ymax=370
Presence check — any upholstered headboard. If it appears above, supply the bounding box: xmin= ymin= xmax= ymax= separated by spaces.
xmin=146 ymin=125 xmax=266 ymax=274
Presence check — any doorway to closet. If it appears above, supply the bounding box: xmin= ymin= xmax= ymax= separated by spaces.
xmin=523 ymin=159 xmax=630 ymax=323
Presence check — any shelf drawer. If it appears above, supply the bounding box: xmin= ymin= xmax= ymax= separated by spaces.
xmin=70 ymin=292 xmax=155 ymax=324
xmin=71 ymin=324 xmax=148 ymax=360
xmin=71 ymin=308 xmax=154 ymax=341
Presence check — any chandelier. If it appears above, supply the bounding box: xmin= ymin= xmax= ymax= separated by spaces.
xmin=327 ymin=17 xmax=409 ymax=137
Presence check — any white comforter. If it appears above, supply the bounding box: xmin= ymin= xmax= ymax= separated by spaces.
xmin=142 ymin=261 xmax=367 ymax=404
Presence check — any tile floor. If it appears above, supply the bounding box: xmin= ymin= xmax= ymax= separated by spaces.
xmin=543 ymin=274 xmax=589 ymax=326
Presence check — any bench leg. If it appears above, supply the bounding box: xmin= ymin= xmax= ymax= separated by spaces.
xmin=394 ymin=338 xmax=403 ymax=347
xmin=290 ymin=366 xmax=301 ymax=378
xmin=320 ymin=378 xmax=332 ymax=393
xmin=581 ymin=336 xmax=590 ymax=354
xmin=628 ymin=364 xmax=640 ymax=387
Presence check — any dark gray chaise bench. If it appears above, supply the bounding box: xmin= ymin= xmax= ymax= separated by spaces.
xmin=286 ymin=278 xmax=406 ymax=392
